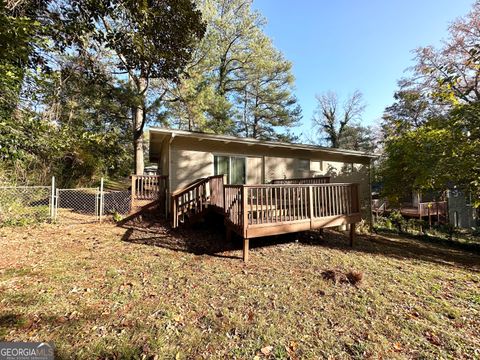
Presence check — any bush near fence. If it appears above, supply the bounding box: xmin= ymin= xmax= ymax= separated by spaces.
xmin=0 ymin=186 xmax=51 ymax=226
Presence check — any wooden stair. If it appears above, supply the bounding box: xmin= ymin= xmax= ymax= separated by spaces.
xmin=171 ymin=175 xmax=224 ymax=228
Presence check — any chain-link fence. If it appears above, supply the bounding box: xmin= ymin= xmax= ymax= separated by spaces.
xmin=103 ymin=190 xmax=131 ymax=216
xmin=0 ymin=186 xmax=52 ymax=226
xmin=54 ymin=187 xmax=101 ymax=224
xmin=0 ymin=178 xmax=137 ymax=226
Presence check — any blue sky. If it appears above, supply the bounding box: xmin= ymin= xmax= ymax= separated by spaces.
xmin=252 ymin=0 xmax=473 ymax=140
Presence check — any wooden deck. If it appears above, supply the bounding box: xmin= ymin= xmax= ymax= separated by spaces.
xmin=372 ymin=199 xmax=447 ymax=225
xmin=130 ymin=175 xmax=168 ymax=213
xmin=224 ymin=183 xmax=360 ymax=261
xmin=144 ymin=174 xmax=362 ymax=262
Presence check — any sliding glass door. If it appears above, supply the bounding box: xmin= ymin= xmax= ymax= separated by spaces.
xmin=230 ymin=157 xmax=246 ymax=184
xmin=214 ymin=155 xmax=246 ymax=184
xmin=214 ymin=156 xmax=229 ymax=182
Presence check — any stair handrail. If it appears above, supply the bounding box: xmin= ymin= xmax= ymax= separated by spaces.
xmin=171 ymin=177 xmax=209 ymax=197
xmin=171 ymin=175 xmax=225 ymax=228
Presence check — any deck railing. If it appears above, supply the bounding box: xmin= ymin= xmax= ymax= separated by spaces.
xmin=131 ymin=175 xmax=168 ymax=211
xmin=270 ymin=176 xmax=330 ymax=185
xmin=224 ymin=183 xmax=360 ymax=238
xmin=171 ymin=175 xmax=224 ymax=228
xmin=418 ymin=201 xmax=447 ymax=217
xmin=372 ymin=199 xmax=447 ymax=224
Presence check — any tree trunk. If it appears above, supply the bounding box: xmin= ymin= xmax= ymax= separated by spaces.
xmin=133 ymin=78 xmax=147 ymax=175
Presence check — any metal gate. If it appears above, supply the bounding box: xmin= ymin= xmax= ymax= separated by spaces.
xmin=53 ymin=187 xmax=102 ymax=224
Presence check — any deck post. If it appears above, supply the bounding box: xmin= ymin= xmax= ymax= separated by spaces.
xmin=242 ymin=186 xmax=248 ymax=238
xmin=243 ymin=238 xmax=249 ymax=262
xmin=349 ymin=223 xmax=356 ymax=247
xmin=308 ymin=186 xmax=314 ymax=229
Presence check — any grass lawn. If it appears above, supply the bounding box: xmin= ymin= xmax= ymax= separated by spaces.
xmin=0 ymin=216 xmax=479 ymax=359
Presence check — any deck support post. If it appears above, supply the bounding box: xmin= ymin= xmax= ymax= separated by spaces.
xmin=308 ymin=186 xmax=314 ymax=229
xmin=349 ymin=223 xmax=356 ymax=247
xmin=243 ymin=238 xmax=249 ymax=262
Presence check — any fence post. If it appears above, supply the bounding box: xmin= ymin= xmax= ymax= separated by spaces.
xmin=54 ymin=188 xmax=59 ymax=221
xmin=99 ymin=177 xmax=104 ymax=222
xmin=50 ymin=176 xmax=55 ymax=220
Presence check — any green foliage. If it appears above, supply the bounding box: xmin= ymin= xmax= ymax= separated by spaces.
xmin=234 ymin=35 xmax=301 ymax=140
xmin=166 ymin=0 xmax=300 ymax=141
xmin=0 ymin=187 xmax=50 ymax=227
xmin=374 ymin=214 xmax=426 ymax=234
xmin=112 ymin=212 xmax=123 ymax=222
xmin=54 ymin=0 xmax=206 ymax=173
xmin=57 ymin=0 xmax=205 ymax=83
xmin=379 ymin=2 xmax=480 ymax=205
xmin=389 ymin=210 xmax=407 ymax=232
xmin=1 ymin=0 xmax=206 ymax=182
xmin=0 ymin=6 xmax=39 ymax=120
xmin=337 ymin=124 xmax=377 ymax=152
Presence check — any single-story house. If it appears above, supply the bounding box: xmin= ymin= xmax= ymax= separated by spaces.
xmin=148 ymin=128 xmax=375 ymax=224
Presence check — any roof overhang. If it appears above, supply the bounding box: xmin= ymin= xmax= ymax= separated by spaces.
xmin=148 ymin=127 xmax=377 ymax=163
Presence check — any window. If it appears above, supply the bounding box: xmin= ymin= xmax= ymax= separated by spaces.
xmin=298 ymin=159 xmax=310 ymax=171
xmin=214 ymin=156 xmax=229 ymax=182
xmin=214 ymin=155 xmax=246 ymax=184
xmin=466 ymin=192 xmax=472 ymax=206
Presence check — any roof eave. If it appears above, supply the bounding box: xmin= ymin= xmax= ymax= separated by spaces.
xmin=148 ymin=127 xmax=377 ymax=159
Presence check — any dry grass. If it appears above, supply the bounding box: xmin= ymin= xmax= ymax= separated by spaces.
xmin=0 ymin=215 xmax=479 ymax=359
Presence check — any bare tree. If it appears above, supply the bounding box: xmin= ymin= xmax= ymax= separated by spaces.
xmin=312 ymin=90 xmax=365 ymax=148
xmin=412 ymin=1 xmax=480 ymax=104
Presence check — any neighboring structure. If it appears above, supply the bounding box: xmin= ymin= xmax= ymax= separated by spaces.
xmin=447 ymin=189 xmax=478 ymax=229
xmin=372 ymin=190 xmax=448 ymax=225
xmin=372 ymin=189 xmax=478 ymax=229
xmin=142 ymin=128 xmax=375 ymax=261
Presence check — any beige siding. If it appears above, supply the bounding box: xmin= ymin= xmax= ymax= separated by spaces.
xmin=247 ymin=157 xmax=263 ymax=184
xmin=316 ymin=161 xmax=371 ymax=223
xmin=157 ymin=138 xmax=170 ymax=176
xmin=265 ymin=156 xmax=296 ymax=181
xmin=310 ymin=160 xmax=323 ymax=174
xmin=170 ymin=147 xmax=213 ymax=191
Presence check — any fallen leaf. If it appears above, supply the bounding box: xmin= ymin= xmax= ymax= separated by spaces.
xmin=393 ymin=342 xmax=402 ymax=351
xmin=425 ymin=331 xmax=442 ymax=346
xmin=260 ymin=345 xmax=273 ymax=355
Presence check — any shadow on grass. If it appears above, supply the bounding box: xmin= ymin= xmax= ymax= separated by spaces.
xmin=0 ymin=313 xmax=25 ymax=337
xmin=118 ymin=210 xmax=480 ymax=272
xmin=318 ymin=231 xmax=480 ymax=272
xmin=119 ymin=211 xmax=304 ymax=260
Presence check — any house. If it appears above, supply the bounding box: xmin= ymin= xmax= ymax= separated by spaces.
xmin=447 ymin=189 xmax=478 ymax=229
xmin=372 ymin=190 xmax=448 ymax=225
xmin=372 ymin=188 xmax=478 ymax=230
xmin=142 ymin=128 xmax=375 ymax=261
